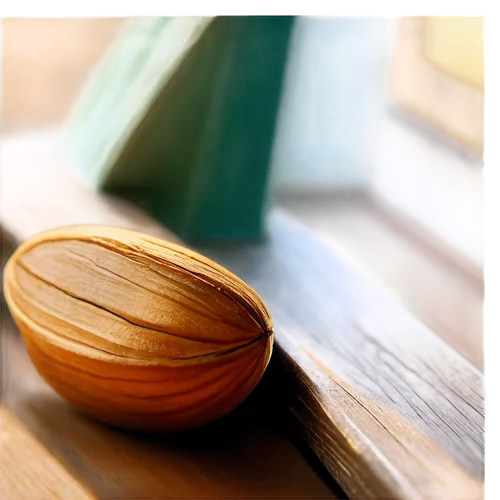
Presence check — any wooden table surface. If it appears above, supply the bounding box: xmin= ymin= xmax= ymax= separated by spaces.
xmin=0 ymin=131 xmax=339 ymax=499
xmin=1 ymin=312 xmax=339 ymax=500
xmin=0 ymin=130 xmax=483 ymax=500
xmin=0 ymin=21 xmax=338 ymax=500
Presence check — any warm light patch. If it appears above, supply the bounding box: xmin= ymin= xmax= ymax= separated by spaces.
xmin=424 ymin=17 xmax=484 ymax=90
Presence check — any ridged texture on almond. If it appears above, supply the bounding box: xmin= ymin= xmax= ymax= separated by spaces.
xmin=3 ymin=225 xmax=273 ymax=431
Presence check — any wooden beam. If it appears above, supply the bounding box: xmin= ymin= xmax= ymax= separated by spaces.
xmin=197 ymin=211 xmax=484 ymax=499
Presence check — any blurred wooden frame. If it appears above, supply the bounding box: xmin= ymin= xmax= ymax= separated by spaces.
xmin=390 ymin=17 xmax=484 ymax=157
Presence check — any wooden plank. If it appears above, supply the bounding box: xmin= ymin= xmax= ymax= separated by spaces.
xmin=0 ymin=315 xmax=338 ymax=500
xmin=277 ymin=192 xmax=483 ymax=369
xmin=1 ymin=130 xmax=484 ymax=499
xmin=0 ymin=132 xmax=337 ymax=500
xmin=197 ymin=212 xmax=484 ymax=499
xmin=0 ymin=407 xmax=93 ymax=500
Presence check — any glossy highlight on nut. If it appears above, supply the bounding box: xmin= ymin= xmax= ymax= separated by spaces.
xmin=3 ymin=225 xmax=274 ymax=431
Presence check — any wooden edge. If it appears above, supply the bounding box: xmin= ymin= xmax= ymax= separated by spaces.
xmin=268 ymin=190 xmax=483 ymax=370
xmin=198 ymin=210 xmax=484 ymax=499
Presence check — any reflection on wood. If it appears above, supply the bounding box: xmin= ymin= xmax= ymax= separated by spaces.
xmin=0 ymin=407 xmax=93 ymax=500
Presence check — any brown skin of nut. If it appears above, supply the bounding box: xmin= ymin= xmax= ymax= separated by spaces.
xmin=4 ymin=225 xmax=274 ymax=431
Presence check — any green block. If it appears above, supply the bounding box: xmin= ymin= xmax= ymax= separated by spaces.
xmin=66 ymin=16 xmax=295 ymax=242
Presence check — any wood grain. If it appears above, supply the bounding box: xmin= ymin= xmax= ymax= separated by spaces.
xmin=198 ymin=212 xmax=484 ymax=499
xmin=1 ymin=131 xmax=337 ymax=499
xmin=0 ymin=407 xmax=93 ymax=500
xmin=277 ymin=192 xmax=483 ymax=369
xmin=1 ymin=315 xmax=337 ymax=500
xmin=1 ymin=130 xmax=484 ymax=499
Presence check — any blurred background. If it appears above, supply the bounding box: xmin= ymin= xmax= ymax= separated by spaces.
xmin=2 ymin=16 xmax=484 ymax=368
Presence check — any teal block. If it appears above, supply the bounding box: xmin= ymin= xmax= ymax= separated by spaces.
xmin=66 ymin=16 xmax=295 ymax=242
